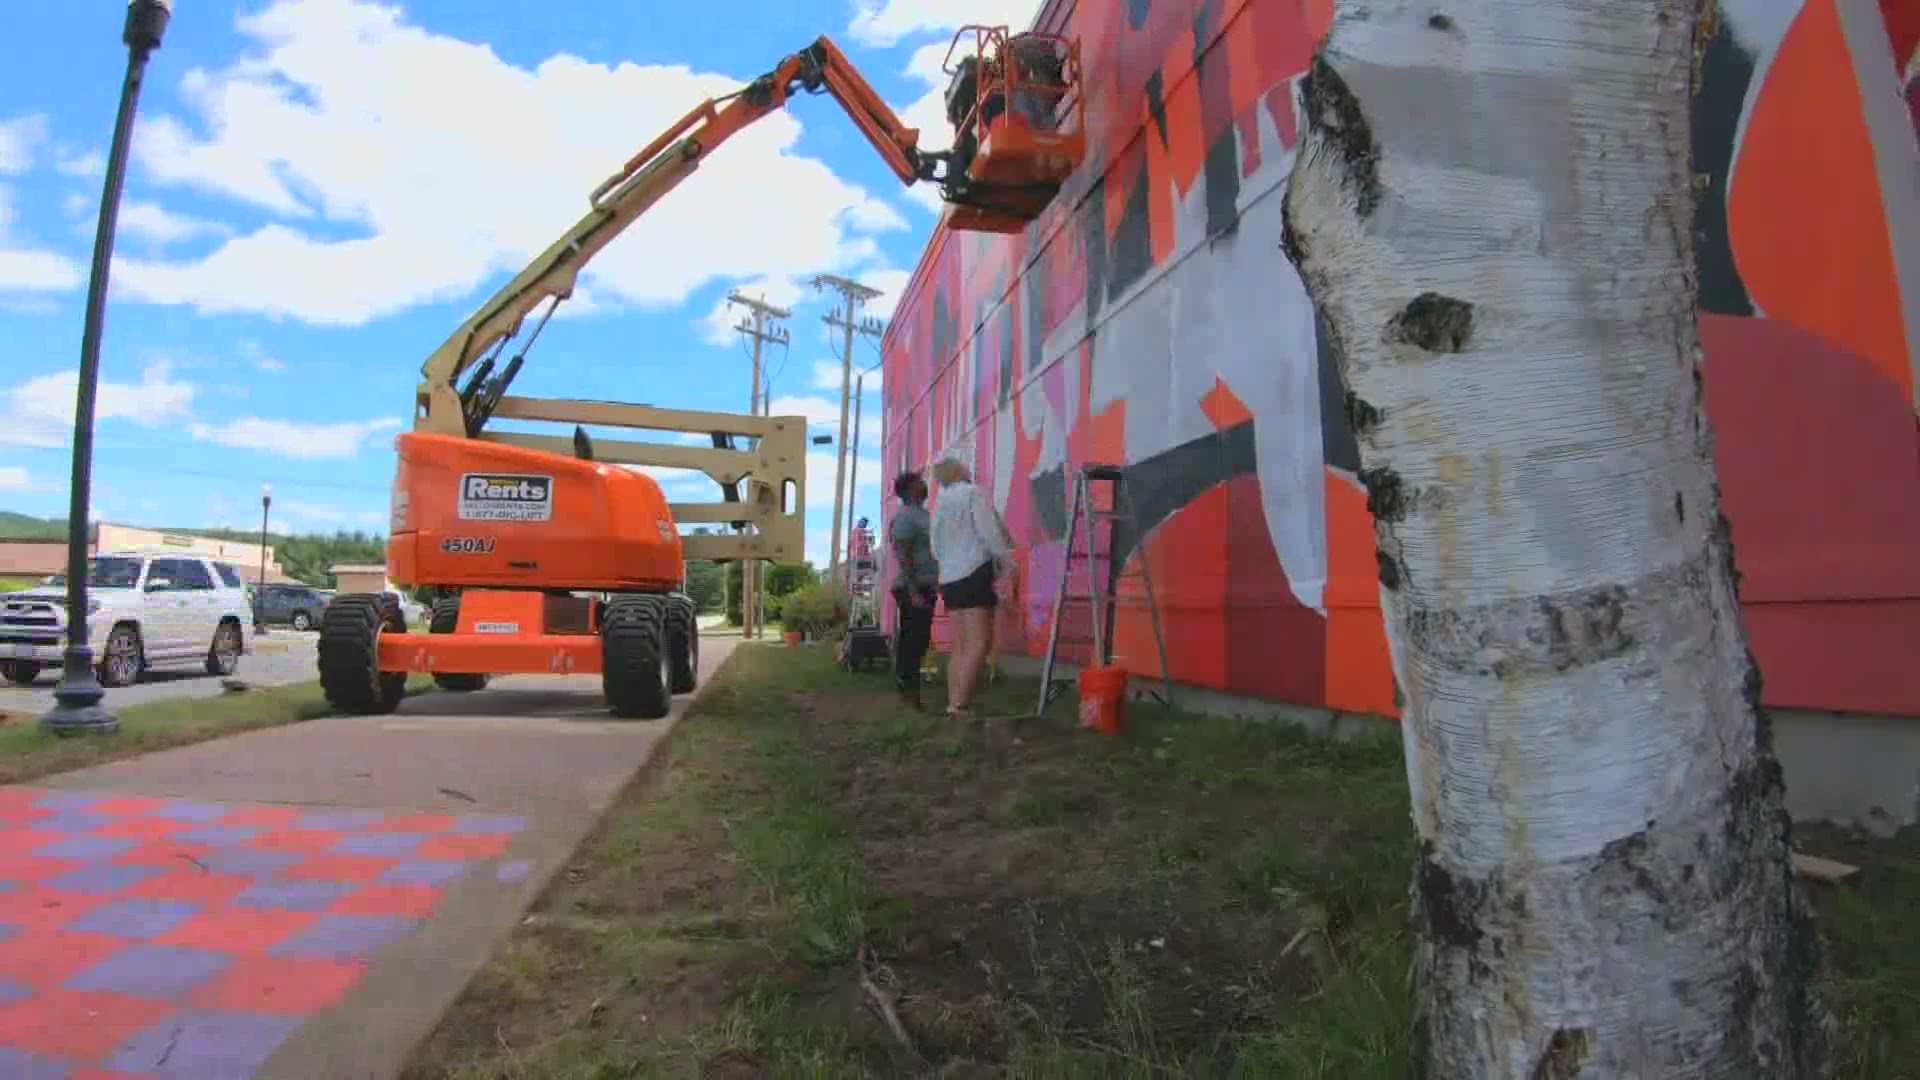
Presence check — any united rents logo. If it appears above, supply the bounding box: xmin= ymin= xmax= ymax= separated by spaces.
xmin=457 ymin=473 xmax=554 ymax=522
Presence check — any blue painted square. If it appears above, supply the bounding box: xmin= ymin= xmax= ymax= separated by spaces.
xmin=174 ymin=824 xmax=262 ymax=846
xmin=195 ymin=847 xmax=302 ymax=877
xmin=377 ymin=861 xmax=467 ymax=887
xmin=0 ymin=1047 xmax=66 ymax=1080
xmin=33 ymin=834 xmax=137 ymax=860
xmin=108 ymin=1009 xmax=302 ymax=1079
xmin=0 ymin=976 xmax=32 ymax=1005
xmin=46 ymin=862 xmax=163 ymax=896
xmin=68 ymin=943 xmax=232 ymax=999
xmin=31 ymin=791 xmax=110 ymax=811
xmin=271 ymin=913 xmax=421 ymax=960
xmin=68 ymin=898 xmax=200 ymax=940
xmin=0 ymin=923 xmax=17 ymax=943
xmin=36 ymin=811 xmax=112 ymax=833
xmin=334 ymin=831 xmax=427 ymax=857
xmin=450 ymin=814 xmax=529 ymax=835
xmin=234 ymin=880 xmax=355 ymax=912
xmin=149 ymin=800 xmax=233 ymax=823
xmin=292 ymin=809 xmax=384 ymax=832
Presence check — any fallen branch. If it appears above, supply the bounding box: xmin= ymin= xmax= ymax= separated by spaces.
xmin=858 ymin=945 xmax=921 ymax=1061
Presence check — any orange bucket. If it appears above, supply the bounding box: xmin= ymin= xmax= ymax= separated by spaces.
xmin=1077 ymin=664 xmax=1129 ymax=736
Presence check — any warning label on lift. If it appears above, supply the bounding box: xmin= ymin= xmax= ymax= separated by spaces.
xmin=457 ymin=473 xmax=554 ymax=522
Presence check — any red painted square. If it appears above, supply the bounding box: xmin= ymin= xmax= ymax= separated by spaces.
xmin=0 ymin=853 xmax=84 ymax=884
xmin=368 ymin=813 xmax=458 ymax=834
xmin=70 ymin=1070 xmax=159 ymax=1080
xmin=216 ymin=805 xmax=303 ymax=830
xmin=157 ymin=907 xmax=317 ymax=953
xmin=123 ymin=870 xmax=254 ymax=908
xmin=0 ymin=988 xmax=175 ymax=1061
xmin=111 ymin=840 xmax=215 ymax=869
xmin=0 ymin=830 xmax=66 ymax=858
xmin=85 ymin=797 xmax=171 ymax=818
xmin=280 ymin=854 xmax=396 ymax=884
xmin=93 ymin=816 xmax=191 ymax=842
xmin=189 ymin=954 xmax=367 ymax=1016
xmin=0 ymin=807 xmax=50 ymax=828
xmin=0 ymin=931 xmax=127 ymax=991
xmin=418 ymin=833 xmax=512 ymax=861
xmin=328 ymin=884 xmax=443 ymax=919
xmin=0 ymin=788 xmax=47 ymax=810
xmin=248 ymin=829 xmax=345 ymax=855
xmin=0 ymin=885 xmax=107 ymax=934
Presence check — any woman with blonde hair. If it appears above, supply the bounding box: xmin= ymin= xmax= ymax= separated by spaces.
xmin=928 ymin=454 xmax=1014 ymax=722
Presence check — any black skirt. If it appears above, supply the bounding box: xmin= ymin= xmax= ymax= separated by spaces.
xmin=940 ymin=560 xmax=997 ymax=611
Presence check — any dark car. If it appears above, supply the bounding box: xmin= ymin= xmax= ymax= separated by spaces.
xmin=254 ymin=583 xmax=330 ymax=631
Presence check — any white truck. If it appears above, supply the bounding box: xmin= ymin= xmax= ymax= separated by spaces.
xmin=0 ymin=551 xmax=253 ymax=687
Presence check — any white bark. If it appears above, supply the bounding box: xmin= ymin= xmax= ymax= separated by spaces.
xmin=1280 ymin=1 xmax=1826 ymax=1076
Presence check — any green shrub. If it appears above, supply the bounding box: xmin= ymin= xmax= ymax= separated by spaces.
xmin=778 ymin=583 xmax=846 ymax=638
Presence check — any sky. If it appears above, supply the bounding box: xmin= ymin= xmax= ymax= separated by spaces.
xmin=0 ymin=0 xmax=1039 ymax=567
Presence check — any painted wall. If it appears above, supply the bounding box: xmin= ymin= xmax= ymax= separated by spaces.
xmin=880 ymin=0 xmax=1920 ymax=719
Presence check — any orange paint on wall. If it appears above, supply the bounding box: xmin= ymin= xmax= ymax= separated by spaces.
xmin=1323 ymin=470 xmax=1398 ymax=718
xmin=1114 ymin=485 xmax=1230 ymax=687
xmin=1164 ymin=42 xmax=1210 ymax=199
xmin=1728 ymin=0 xmax=1915 ymax=396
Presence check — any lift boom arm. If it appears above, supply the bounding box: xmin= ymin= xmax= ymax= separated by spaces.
xmin=415 ymin=36 xmax=945 ymax=433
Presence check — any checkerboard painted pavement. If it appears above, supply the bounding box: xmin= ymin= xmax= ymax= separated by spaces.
xmin=0 ymin=785 xmax=537 ymax=1079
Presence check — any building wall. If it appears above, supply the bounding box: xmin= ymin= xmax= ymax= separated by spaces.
xmin=0 ymin=525 xmax=288 ymax=583
xmin=880 ymin=0 xmax=1920 ymax=719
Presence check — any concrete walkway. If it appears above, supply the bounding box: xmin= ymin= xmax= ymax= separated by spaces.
xmin=0 ymin=635 xmax=736 ymax=1080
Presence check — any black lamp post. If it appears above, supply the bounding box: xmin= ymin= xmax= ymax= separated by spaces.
xmin=40 ymin=0 xmax=174 ymax=737
xmin=256 ymin=483 xmax=271 ymax=635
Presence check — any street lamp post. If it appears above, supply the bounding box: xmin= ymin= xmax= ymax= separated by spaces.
xmin=256 ymin=483 xmax=271 ymax=635
xmin=40 ymin=0 xmax=175 ymax=737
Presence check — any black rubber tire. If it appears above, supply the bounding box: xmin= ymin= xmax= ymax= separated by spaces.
xmin=319 ymin=593 xmax=407 ymax=715
xmin=97 ymin=623 xmax=143 ymax=688
xmin=290 ymin=610 xmax=313 ymax=632
xmin=0 ymin=660 xmax=41 ymax=686
xmin=601 ymin=594 xmax=669 ymax=719
xmin=665 ymin=594 xmax=698 ymax=695
xmin=427 ymin=596 xmax=488 ymax=692
xmin=205 ymin=618 xmax=243 ymax=676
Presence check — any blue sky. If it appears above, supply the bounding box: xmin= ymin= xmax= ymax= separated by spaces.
xmin=0 ymin=0 xmax=1037 ymax=565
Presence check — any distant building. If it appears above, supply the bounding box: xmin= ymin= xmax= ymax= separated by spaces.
xmin=0 ymin=522 xmax=292 ymax=584
xmin=329 ymin=564 xmax=393 ymax=596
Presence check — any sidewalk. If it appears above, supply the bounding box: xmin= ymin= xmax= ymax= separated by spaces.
xmin=0 ymin=635 xmax=737 ymax=1080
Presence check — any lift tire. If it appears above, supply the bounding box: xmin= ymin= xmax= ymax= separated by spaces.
xmin=319 ymin=593 xmax=407 ymax=715
xmin=602 ymin=595 xmax=670 ymax=720
xmin=665 ymin=594 xmax=698 ymax=694
xmin=427 ymin=597 xmax=489 ymax=692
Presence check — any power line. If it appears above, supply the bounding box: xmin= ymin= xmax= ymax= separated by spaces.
xmin=812 ymin=273 xmax=887 ymax=583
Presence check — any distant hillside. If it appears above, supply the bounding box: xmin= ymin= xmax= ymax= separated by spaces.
xmin=0 ymin=511 xmax=67 ymax=540
xmin=0 ymin=512 xmax=387 ymax=587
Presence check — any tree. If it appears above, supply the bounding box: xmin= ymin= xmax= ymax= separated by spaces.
xmin=1280 ymin=3 xmax=1824 ymax=1074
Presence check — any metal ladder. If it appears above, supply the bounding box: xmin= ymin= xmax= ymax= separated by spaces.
xmin=1036 ymin=464 xmax=1174 ymax=717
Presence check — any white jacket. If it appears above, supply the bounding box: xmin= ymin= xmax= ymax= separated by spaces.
xmin=930 ymin=481 xmax=1012 ymax=585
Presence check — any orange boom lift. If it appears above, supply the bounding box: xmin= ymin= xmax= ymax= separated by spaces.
xmin=318 ymin=28 xmax=1085 ymax=719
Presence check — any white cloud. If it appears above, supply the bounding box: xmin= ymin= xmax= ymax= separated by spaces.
xmin=0 ymin=114 xmax=48 ymax=175
xmin=117 ymin=0 xmax=909 ymax=327
xmin=0 ymin=249 xmax=82 ymax=293
xmin=0 ymin=465 xmax=34 ymax=493
xmin=277 ymin=499 xmax=385 ymax=528
xmin=56 ymin=149 xmax=105 ymax=179
xmin=847 ymin=0 xmax=1044 ymax=47
xmin=0 ymin=361 xmax=197 ymax=448
xmin=115 ymin=201 xmax=229 ymax=246
xmin=698 ymin=275 xmax=808 ymax=348
xmin=768 ymin=393 xmax=845 ymax=427
xmin=188 ymin=416 xmax=402 ymax=460
xmin=618 ymin=464 xmax=717 ymax=502
xmin=806 ymin=448 xmax=880 ymax=508
xmin=238 ymin=339 xmax=286 ymax=373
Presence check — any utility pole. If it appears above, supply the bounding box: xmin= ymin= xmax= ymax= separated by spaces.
xmin=726 ymin=291 xmax=788 ymax=640
xmin=814 ymin=274 xmax=885 ymax=585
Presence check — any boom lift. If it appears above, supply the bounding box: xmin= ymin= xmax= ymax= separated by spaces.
xmin=317 ymin=27 xmax=1086 ymax=719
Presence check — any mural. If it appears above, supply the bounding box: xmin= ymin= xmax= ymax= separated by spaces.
xmin=880 ymin=0 xmax=1920 ymax=719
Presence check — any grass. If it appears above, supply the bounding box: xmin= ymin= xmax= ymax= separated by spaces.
xmin=404 ymin=644 xmax=1919 ymax=1078
xmin=0 ymin=676 xmax=436 ymax=785
xmin=0 ymin=577 xmax=36 ymax=593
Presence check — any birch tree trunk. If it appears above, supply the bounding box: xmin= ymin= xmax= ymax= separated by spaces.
xmin=1280 ymin=1 xmax=1827 ymax=1075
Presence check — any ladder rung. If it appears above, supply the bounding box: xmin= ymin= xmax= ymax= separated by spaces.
xmin=1083 ymin=465 xmax=1124 ymax=481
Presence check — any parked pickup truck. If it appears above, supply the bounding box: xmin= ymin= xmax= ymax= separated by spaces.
xmin=0 ymin=551 xmax=253 ymax=687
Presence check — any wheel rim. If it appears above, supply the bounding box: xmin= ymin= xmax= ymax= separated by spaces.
xmin=293 ymin=613 xmax=310 ymax=630
xmin=106 ymin=632 xmax=138 ymax=682
xmin=216 ymin=625 xmax=240 ymax=667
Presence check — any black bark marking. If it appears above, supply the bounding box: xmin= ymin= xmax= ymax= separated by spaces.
xmin=1317 ymin=309 xmax=1364 ymax=473
xmin=1345 ymin=391 xmax=1382 ymax=435
xmin=1301 ymin=54 xmax=1383 ymax=217
xmin=1530 ymin=1028 xmax=1593 ymax=1080
xmin=1388 ymin=292 xmax=1475 ymax=353
xmin=1377 ymin=550 xmax=1402 ymax=591
xmin=1674 ymin=491 xmax=1686 ymax=524
xmin=1416 ymin=841 xmax=1483 ymax=949
xmin=1403 ymin=576 xmax=1653 ymax=680
xmin=1358 ymin=467 xmax=1408 ymax=522
xmin=1428 ymin=12 xmax=1455 ymax=30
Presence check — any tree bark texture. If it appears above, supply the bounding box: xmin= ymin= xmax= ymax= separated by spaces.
xmin=1280 ymin=1 xmax=1827 ymax=1076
